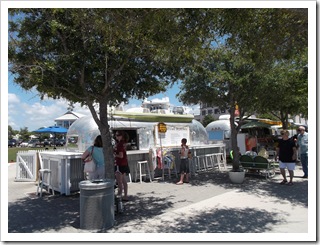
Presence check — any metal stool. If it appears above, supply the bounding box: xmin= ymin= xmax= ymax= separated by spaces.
xmin=36 ymin=153 xmax=55 ymax=197
xmin=36 ymin=168 xmax=55 ymax=197
xmin=213 ymin=153 xmax=227 ymax=172
xmin=135 ymin=160 xmax=152 ymax=183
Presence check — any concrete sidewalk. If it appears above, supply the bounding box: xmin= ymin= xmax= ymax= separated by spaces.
xmin=5 ymin=162 xmax=311 ymax=241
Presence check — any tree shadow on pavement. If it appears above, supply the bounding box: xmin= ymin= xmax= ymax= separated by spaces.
xmin=8 ymin=193 xmax=81 ymax=233
xmin=186 ymin=171 xmax=308 ymax=208
xmin=140 ymin=207 xmax=286 ymax=233
xmin=8 ymin=192 xmax=177 ymax=233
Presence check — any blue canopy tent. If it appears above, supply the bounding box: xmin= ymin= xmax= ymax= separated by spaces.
xmin=34 ymin=126 xmax=68 ymax=134
xmin=34 ymin=126 xmax=68 ymax=147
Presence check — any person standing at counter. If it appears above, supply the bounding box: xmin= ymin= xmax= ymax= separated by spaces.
xmin=81 ymin=135 xmax=105 ymax=180
xmin=176 ymin=138 xmax=191 ymax=185
xmin=114 ymin=131 xmax=130 ymax=201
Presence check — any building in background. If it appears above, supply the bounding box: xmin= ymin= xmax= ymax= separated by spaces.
xmin=54 ymin=111 xmax=86 ymax=129
xmin=198 ymin=102 xmax=230 ymax=123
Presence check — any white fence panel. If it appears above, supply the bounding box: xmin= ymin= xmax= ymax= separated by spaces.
xmin=15 ymin=151 xmax=38 ymax=182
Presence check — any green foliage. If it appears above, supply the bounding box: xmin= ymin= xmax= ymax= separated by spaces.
xmin=179 ymin=46 xmax=258 ymax=119
xmin=178 ymin=9 xmax=308 ymax=170
xmin=9 ymin=9 xmax=211 ymax=106
xmin=8 ymin=126 xmax=16 ymax=139
xmin=202 ymin=115 xmax=215 ymax=128
xmin=19 ymin=127 xmax=31 ymax=141
xmin=255 ymin=49 xmax=308 ymax=128
xmin=215 ymin=9 xmax=308 ymax=67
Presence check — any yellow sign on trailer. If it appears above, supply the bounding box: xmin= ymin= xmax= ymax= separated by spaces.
xmin=158 ymin=122 xmax=167 ymax=133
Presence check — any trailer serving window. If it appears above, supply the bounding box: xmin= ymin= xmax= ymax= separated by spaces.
xmin=112 ymin=129 xmax=139 ymax=150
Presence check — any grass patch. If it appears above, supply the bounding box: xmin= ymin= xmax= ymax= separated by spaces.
xmin=8 ymin=148 xmax=21 ymax=162
xmin=8 ymin=146 xmax=65 ymax=163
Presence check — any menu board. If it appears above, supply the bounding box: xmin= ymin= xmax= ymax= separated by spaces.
xmin=155 ymin=124 xmax=190 ymax=147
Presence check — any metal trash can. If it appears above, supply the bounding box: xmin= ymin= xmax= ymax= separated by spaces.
xmin=79 ymin=179 xmax=114 ymax=230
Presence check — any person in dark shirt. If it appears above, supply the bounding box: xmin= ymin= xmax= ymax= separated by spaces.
xmin=114 ymin=131 xmax=130 ymax=201
xmin=276 ymin=130 xmax=297 ymax=185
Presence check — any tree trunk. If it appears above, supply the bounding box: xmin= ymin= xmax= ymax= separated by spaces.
xmin=98 ymin=102 xmax=115 ymax=180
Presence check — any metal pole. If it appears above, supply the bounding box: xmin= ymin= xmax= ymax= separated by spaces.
xmin=160 ymin=133 xmax=164 ymax=180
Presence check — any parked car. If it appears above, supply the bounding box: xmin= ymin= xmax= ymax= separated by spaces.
xmin=8 ymin=139 xmax=17 ymax=147
xmin=20 ymin=141 xmax=29 ymax=147
xmin=55 ymin=139 xmax=66 ymax=146
xmin=27 ymin=139 xmax=42 ymax=147
xmin=68 ymin=137 xmax=78 ymax=144
xmin=43 ymin=139 xmax=53 ymax=147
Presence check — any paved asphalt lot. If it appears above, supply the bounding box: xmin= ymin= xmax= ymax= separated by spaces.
xmin=5 ymin=162 xmax=313 ymax=242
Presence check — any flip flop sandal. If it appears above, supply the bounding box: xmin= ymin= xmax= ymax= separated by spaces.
xmin=280 ymin=180 xmax=288 ymax=185
xmin=287 ymin=182 xmax=293 ymax=186
xmin=176 ymin=182 xmax=183 ymax=185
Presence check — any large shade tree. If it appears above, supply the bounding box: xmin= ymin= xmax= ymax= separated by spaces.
xmin=8 ymin=8 xmax=214 ymax=179
xmin=179 ymin=46 xmax=259 ymax=170
xmin=179 ymin=8 xmax=308 ymax=169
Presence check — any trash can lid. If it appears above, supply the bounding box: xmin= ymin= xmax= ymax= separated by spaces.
xmin=79 ymin=179 xmax=114 ymax=190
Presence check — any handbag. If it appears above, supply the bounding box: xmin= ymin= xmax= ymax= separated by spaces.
xmin=84 ymin=146 xmax=96 ymax=173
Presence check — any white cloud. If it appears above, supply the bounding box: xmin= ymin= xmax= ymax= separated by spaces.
xmin=8 ymin=93 xmax=20 ymax=104
xmin=8 ymin=94 xmax=91 ymax=131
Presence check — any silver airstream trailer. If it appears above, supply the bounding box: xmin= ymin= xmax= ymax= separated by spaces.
xmin=66 ymin=113 xmax=209 ymax=152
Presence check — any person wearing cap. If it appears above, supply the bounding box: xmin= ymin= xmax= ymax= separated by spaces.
xmin=276 ymin=130 xmax=297 ymax=186
xmin=297 ymin=126 xmax=308 ymax=178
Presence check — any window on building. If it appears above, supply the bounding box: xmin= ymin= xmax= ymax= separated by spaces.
xmin=202 ymin=110 xmax=206 ymax=116
xmin=214 ymin=108 xmax=220 ymax=114
xmin=208 ymin=109 xmax=213 ymax=114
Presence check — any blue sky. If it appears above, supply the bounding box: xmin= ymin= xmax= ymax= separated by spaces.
xmin=8 ymin=75 xmax=199 ymax=131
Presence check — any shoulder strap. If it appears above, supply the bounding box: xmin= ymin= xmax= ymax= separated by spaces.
xmin=91 ymin=146 xmax=94 ymax=154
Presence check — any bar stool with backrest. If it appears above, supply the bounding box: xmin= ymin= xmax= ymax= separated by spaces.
xmin=135 ymin=160 xmax=152 ymax=183
xmin=36 ymin=153 xmax=55 ymax=197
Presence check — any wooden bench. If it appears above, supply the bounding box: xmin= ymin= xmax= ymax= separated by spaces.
xmin=239 ymin=155 xmax=276 ymax=179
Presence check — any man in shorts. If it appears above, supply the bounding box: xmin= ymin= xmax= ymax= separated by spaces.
xmin=276 ymin=130 xmax=297 ymax=186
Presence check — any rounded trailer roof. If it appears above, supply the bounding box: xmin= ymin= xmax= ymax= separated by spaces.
xmin=206 ymin=119 xmax=231 ymax=131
